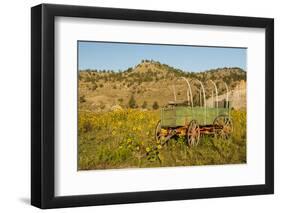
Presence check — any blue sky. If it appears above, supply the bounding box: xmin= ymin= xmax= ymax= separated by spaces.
xmin=78 ymin=41 xmax=247 ymax=72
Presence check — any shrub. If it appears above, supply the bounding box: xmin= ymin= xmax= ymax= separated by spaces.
xmin=79 ymin=95 xmax=86 ymax=103
xmin=128 ymin=95 xmax=137 ymax=108
xmin=152 ymin=101 xmax=159 ymax=110
xmin=118 ymin=98 xmax=123 ymax=104
xmin=141 ymin=101 xmax=147 ymax=109
xmin=92 ymin=84 xmax=98 ymax=91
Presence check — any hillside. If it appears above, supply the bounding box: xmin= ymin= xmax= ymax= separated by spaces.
xmin=79 ymin=60 xmax=246 ymax=111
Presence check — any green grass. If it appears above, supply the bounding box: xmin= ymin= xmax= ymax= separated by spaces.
xmin=78 ymin=109 xmax=246 ymax=170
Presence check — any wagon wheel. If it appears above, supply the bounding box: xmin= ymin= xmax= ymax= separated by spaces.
xmin=186 ymin=120 xmax=200 ymax=146
xmin=155 ymin=120 xmax=174 ymax=145
xmin=213 ymin=115 xmax=233 ymax=139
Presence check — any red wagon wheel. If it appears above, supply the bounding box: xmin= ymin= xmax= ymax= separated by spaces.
xmin=186 ymin=120 xmax=200 ymax=146
xmin=213 ymin=115 xmax=233 ymax=139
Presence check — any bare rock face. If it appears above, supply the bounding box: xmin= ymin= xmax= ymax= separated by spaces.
xmin=206 ymin=80 xmax=246 ymax=109
xmin=231 ymin=80 xmax=246 ymax=109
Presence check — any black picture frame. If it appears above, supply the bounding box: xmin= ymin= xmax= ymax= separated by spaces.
xmin=31 ymin=3 xmax=274 ymax=209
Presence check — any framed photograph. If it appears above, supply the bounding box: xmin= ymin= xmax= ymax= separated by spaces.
xmin=31 ymin=3 xmax=274 ymax=209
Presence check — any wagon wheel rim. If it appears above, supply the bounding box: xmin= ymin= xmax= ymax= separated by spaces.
xmin=213 ymin=115 xmax=233 ymax=139
xmin=155 ymin=120 xmax=161 ymax=143
xmin=187 ymin=120 xmax=200 ymax=146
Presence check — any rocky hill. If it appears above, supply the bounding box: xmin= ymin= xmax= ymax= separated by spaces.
xmin=79 ymin=60 xmax=246 ymax=111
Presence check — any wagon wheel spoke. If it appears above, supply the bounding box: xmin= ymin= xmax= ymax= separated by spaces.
xmin=223 ymin=118 xmax=233 ymax=139
xmin=188 ymin=134 xmax=196 ymax=146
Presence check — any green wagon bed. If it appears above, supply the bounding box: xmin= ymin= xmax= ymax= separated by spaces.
xmin=160 ymin=106 xmax=229 ymax=128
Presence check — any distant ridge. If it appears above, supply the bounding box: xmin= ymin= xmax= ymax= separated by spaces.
xmin=79 ymin=60 xmax=246 ymax=111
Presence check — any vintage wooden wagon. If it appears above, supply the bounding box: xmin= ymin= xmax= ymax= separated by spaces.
xmin=155 ymin=77 xmax=233 ymax=146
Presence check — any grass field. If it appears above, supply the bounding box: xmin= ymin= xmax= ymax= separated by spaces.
xmin=78 ymin=109 xmax=246 ymax=170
